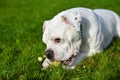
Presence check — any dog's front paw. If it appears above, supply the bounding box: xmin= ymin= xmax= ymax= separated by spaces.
xmin=42 ymin=58 xmax=51 ymax=69
xmin=42 ymin=62 xmax=49 ymax=69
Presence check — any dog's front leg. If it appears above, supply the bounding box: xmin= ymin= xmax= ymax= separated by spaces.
xmin=42 ymin=58 xmax=52 ymax=69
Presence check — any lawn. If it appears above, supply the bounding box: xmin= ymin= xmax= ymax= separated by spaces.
xmin=0 ymin=0 xmax=120 ymax=80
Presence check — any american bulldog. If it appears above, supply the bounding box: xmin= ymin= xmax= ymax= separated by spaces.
xmin=42 ymin=7 xmax=120 ymax=69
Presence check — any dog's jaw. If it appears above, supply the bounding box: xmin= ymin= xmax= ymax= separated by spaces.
xmin=62 ymin=54 xmax=76 ymax=66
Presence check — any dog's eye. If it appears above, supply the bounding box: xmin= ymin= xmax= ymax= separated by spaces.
xmin=54 ymin=38 xmax=61 ymax=43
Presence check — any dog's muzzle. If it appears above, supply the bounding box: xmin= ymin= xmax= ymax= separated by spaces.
xmin=45 ymin=49 xmax=54 ymax=61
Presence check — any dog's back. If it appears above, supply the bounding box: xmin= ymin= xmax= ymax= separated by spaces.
xmin=93 ymin=9 xmax=120 ymax=49
xmin=94 ymin=9 xmax=120 ymax=37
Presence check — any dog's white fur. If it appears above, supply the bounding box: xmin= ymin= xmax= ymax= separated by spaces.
xmin=42 ymin=7 xmax=120 ymax=69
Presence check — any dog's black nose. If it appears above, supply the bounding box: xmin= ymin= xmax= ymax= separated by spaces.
xmin=45 ymin=49 xmax=54 ymax=61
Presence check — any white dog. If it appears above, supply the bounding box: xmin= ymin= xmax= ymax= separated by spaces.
xmin=42 ymin=7 xmax=120 ymax=69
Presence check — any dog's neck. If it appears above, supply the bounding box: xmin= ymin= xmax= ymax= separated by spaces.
xmin=80 ymin=23 xmax=83 ymax=40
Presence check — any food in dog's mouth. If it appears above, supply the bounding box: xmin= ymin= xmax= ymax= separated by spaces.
xmin=62 ymin=54 xmax=75 ymax=66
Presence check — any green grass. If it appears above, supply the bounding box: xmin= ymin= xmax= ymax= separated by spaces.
xmin=0 ymin=0 xmax=120 ymax=80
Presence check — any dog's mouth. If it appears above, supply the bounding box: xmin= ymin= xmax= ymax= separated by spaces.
xmin=62 ymin=54 xmax=75 ymax=66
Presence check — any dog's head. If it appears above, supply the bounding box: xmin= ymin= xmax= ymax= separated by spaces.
xmin=42 ymin=12 xmax=82 ymax=65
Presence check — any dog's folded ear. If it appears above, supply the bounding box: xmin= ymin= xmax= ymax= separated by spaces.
xmin=43 ymin=20 xmax=51 ymax=32
xmin=61 ymin=12 xmax=82 ymax=31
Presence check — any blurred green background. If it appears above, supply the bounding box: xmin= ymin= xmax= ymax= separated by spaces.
xmin=0 ymin=0 xmax=120 ymax=80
